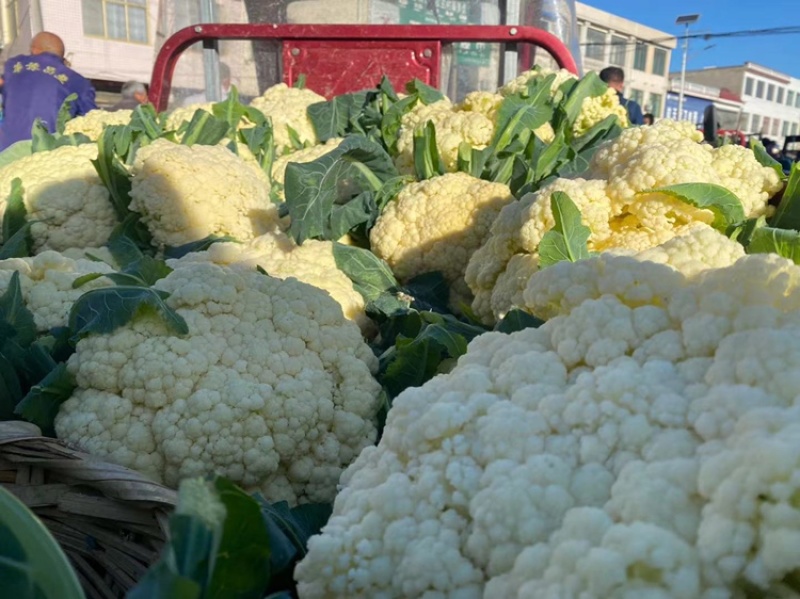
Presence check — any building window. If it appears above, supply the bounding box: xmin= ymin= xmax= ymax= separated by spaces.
xmin=789 ymin=90 xmax=795 ymax=106
xmin=744 ymin=77 xmax=754 ymax=96
xmin=763 ymin=116 xmax=771 ymax=134
xmin=796 ymin=94 xmax=800 ymax=108
xmin=767 ymin=84 xmax=775 ymax=101
xmin=628 ymin=88 xmax=644 ymax=106
xmin=609 ymin=35 xmax=626 ymax=66
xmin=585 ymin=28 xmax=606 ymax=61
xmin=751 ymin=114 xmax=761 ymax=133
xmin=777 ymin=87 xmax=785 ymax=104
xmin=783 ymin=120 xmax=790 ymax=136
xmin=793 ymin=123 xmax=799 ymax=136
xmin=772 ymin=119 xmax=780 ymax=136
xmin=651 ymin=48 xmax=666 ymax=76
xmin=756 ymin=81 xmax=765 ymax=98
xmin=648 ymin=93 xmax=663 ymax=118
xmin=633 ymin=42 xmax=647 ymax=71
xmin=82 ymin=0 xmax=148 ymax=43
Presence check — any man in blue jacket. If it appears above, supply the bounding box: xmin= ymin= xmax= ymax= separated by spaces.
xmin=599 ymin=66 xmax=643 ymax=126
xmin=0 ymin=31 xmax=97 ymax=150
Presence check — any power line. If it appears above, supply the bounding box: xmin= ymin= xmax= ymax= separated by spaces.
xmin=579 ymin=24 xmax=800 ymax=48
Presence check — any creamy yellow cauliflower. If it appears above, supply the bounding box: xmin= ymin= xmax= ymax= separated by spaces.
xmin=498 ymin=66 xmax=578 ymax=97
xmin=63 ymin=109 xmax=134 ymax=140
xmin=394 ymin=99 xmax=494 ymax=175
xmin=249 ymin=83 xmax=325 ymax=152
xmin=164 ymin=103 xmax=214 ymax=132
xmin=465 ymin=178 xmax=613 ymax=322
xmin=0 ymin=144 xmax=118 ymax=253
xmin=167 ymin=229 xmax=370 ymax=334
xmin=573 ymin=87 xmax=629 ymax=137
xmin=371 ymin=172 xmax=515 ymax=306
xmin=129 ymin=139 xmax=280 ymax=248
xmin=55 ymin=261 xmax=382 ymax=506
xmin=466 ymin=119 xmax=784 ymax=323
xmin=0 ymin=251 xmax=114 ymax=331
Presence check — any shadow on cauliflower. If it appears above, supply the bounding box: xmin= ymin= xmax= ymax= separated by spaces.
xmin=55 ymin=261 xmax=383 ymax=506
xmin=0 ymin=144 xmax=118 ymax=253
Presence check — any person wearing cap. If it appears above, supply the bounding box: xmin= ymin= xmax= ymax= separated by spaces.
xmin=0 ymin=31 xmax=97 ymax=150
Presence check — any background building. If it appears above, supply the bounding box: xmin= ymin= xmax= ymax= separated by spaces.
xmin=576 ymin=1 xmax=676 ymax=118
xmin=678 ymin=62 xmax=800 ymax=144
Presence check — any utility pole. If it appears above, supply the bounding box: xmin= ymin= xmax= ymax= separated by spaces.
xmin=676 ymin=14 xmax=700 ymax=122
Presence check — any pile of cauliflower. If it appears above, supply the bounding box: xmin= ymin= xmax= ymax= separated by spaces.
xmin=295 ymin=229 xmax=800 ymax=598
xmin=393 ymin=67 xmax=628 ymax=175
xmin=465 ymin=118 xmax=784 ymax=323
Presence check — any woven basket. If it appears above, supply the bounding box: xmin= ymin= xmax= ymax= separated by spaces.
xmin=0 ymin=421 xmax=177 ymax=599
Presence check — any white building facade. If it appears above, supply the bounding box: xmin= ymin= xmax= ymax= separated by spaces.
xmin=681 ymin=62 xmax=800 ymax=144
xmin=576 ymin=1 xmax=676 ymax=118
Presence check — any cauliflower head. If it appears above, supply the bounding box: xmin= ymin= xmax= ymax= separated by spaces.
xmin=296 ymin=253 xmax=800 ymax=597
xmin=465 ymin=177 xmax=614 ymax=323
xmin=249 ymin=83 xmax=325 ymax=153
xmin=394 ymin=99 xmax=494 ymax=175
xmin=0 ymin=251 xmax=115 ymax=331
xmin=0 ymin=144 xmax=118 ymax=253
xmin=370 ymin=172 xmax=515 ymax=305
xmin=573 ymin=87 xmax=629 ymax=137
xmin=498 ymin=67 xmax=578 ymax=97
xmin=55 ymin=261 xmax=382 ymax=505
xmin=168 ymin=230 xmax=370 ymax=334
xmin=63 ymin=109 xmax=134 ymax=140
xmin=164 ymin=103 xmax=214 ymax=132
xmin=129 ymin=139 xmax=280 ymax=248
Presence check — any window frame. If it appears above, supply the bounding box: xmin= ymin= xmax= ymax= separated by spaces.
xmin=608 ymin=34 xmax=627 ymax=66
xmin=744 ymin=77 xmax=754 ymax=96
xmin=651 ymin=48 xmax=667 ymax=76
xmin=81 ymin=0 xmax=149 ymax=45
xmin=767 ymin=83 xmax=775 ymax=102
xmin=585 ymin=27 xmax=606 ymax=61
xmin=633 ymin=41 xmax=647 ymax=71
xmin=756 ymin=80 xmax=765 ymax=99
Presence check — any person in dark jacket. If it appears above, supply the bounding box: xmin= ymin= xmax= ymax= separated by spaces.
xmin=599 ymin=66 xmax=644 ymax=126
xmin=109 ymin=81 xmax=148 ymax=111
xmin=0 ymin=31 xmax=96 ymax=150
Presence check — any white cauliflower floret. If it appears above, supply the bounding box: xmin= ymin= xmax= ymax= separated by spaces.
xmin=55 ymin=261 xmax=382 ymax=506
xmin=249 ymin=83 xmax=325 ymax=152
xmin=63 ymin=109 xmax=134 ymax=140
xmin=168 ymin=230 xmax=370 ymax=334
xmin=295 ymin=254 xmax=800 ymax=597
xmin=370 ymin=172 xmax=515 ymax=305
xmin=711 ymin=143 xmax=783 ymax=217
xmin=0 ymin=144 xmax=118 ymax=252
xmin=394 ymin=99 xmax=494 ymax=175
xmin=164 ymin=103 xmax=214 ymax=132
xmin=589 ymin=119 xmax=704 ymax=179
xmin=0 ymin=251 xmax=114 ymax=331
xmin=129 ymin=139 xmax=280 ymax=248
xmin=573 ymin=87 xmax=629 ymax=137
xmin=465 ymin=177 xmax=613 ymax=323
xmin=498 ymin=67 xmax=578 ymax=97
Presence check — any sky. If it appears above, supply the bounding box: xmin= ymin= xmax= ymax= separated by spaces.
xmin=580 ymin=0 xmax=800 ymax=77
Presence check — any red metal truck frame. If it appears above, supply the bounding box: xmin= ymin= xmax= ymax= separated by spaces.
xmin=149 ymin=24 xmax=579 ymax=111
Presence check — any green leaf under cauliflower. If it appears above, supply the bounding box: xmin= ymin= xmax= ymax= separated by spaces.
xmin=14 ymin=363 xmax=76 ymax=437
xmin=284 ymin=136 xmax=398 ymax=243
xmin=538 ymin=191 xmax=592 ymax=267
xmin=747 ymin=226 xmax=800 ymax=264
xmin=642 ymin=182 xmax=746 ymax=232
xmin=770 ymin=162 xmax=800 ymax=230
xmin=68 ymin=287 xmax=189 ymax=339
